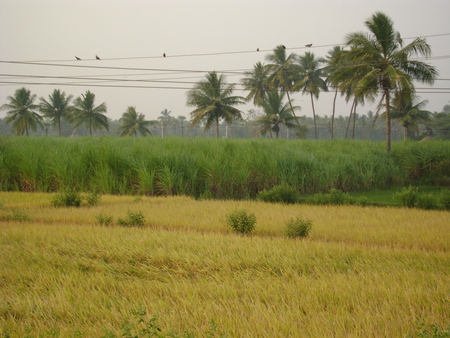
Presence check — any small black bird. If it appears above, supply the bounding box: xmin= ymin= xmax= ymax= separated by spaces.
xmin=75 ymin=56 xmax=81 ymax=60
xmin=163 ymin=53 xmax=166 ymax=58
xmin=257 ymin=48 xmax=259 ymax=52
xmin=96 ymin=55 xmax=101 ymax=60
xmin=305 ymin=44 xmax=313 ymax=48
xmin=282 ymin=45 xmax=286 ymax=49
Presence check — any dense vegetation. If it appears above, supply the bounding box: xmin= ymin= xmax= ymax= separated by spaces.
xmin=0 ymin=137 xmax=448 ymax=199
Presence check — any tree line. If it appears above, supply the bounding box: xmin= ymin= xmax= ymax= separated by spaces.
xmin=1 ymin=12 xmax=449 ymax=149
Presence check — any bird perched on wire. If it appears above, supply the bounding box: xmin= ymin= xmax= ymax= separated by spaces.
xmin=75 ymin=56 xmax=81 ymax=60
xmin=163 ymin=53 xmax=166 ymax=58
xmin=305 ymin=44 xmax=313 ymax=48
xmin=257 ymin=48 xmax=259 ymax=52
xmin=96 ymin=55 xmax=101 ymax=60
xmin=282 ymin=45 xmax=286 ymax=49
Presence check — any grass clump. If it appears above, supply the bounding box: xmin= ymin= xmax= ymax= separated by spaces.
xmin=394 ymin=186 xmax=450 ymax=210
xmin=256 ymin=184 xmax=299 ymax=204
xmin=96 ymin=214 xmax=113 ymax=226
xmin=285 ymin=217 xmax=312 ymax=238
xmin=1 ymin=209 xmax=30 ymax=222
xmin=306 ymin=188 xmax=368 ymax=206
xmin=225 ymin=209 xmax=256 ymax=235
xmin=394 ymin=186 xmax=420 ymax=208
xmin=117 ymin=210 xmax=146 ymax=227
xmin=85 ymin=191 xmax=101 ymax=206
xmin=51 ymin=189 xmax=82 ymax=207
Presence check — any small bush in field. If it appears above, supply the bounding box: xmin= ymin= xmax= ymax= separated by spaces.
xmin=226 ymin=209 xmax=256 ymax=235
xmin=285 ymin=217 xmax=312 ymax=238
xmin=256 ymin=184 xmax=298 ymax=204
xmin=394 ymin=186 xmax=419 ymax=208
xmin=2 ymin=209 xmax=30 ymax=222
xmin=96 ymin=214 xmax=113 ymax=226
xmin=117 ymin=210 xmax=145 ymax=227
xmin=51 ymin=190 xmax=82 ymax=207
xmin=415 ymin=193 xmax=438 ymax=210
xmin=86 ymin=191 xmax=101 ymax=206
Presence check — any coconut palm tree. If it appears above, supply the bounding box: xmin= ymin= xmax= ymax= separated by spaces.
xmin=71 ymin=90 xmax=109 ymax=136
xmin=1 ymin=87 xmax=43 ymax=136
xmin=336 ymin=12 xmax=437 ymax=152
xmin=389 ymin=95 xmax=431 ymax=139
xmin=264 ymin=45 xmax=301 ymax=125
xmin=294 ymin=52 xmax=328 ymax=139
xmin=177 ymin=115 xmax=187 ymax=136
xmin=186 ymin=71 xmax=245 ymax=138
xmin=254 ymin=90 xmax=300 ymax=139
xmin=39 ymin=89 xmax=73 ymax=137
xmin=158 ymin=109 xmax=172 ymax=138
xmin=117 ymin=106 xmax=153 ymax=137
xmin=323 ymin=46 xmax=345 ymax=139
xmin=241 ymin=62 xmax=270 ymax=106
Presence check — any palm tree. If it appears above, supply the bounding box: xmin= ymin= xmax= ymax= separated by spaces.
xmin=241 ymin=62 xmax=270 ymax=106
xmin=264 ymin=45 xmax=301 ymax=125
xmin=336 ymin=12 xmax=437 ymax=152
xmin=71 ymin=90 xmax=109 ymax=136
xmin=39 ymin=89 xmax=73 ymax=137
xmin=186 ymin=71 xmax=245 ymax=138
xmin=158 ymin=109 xmax=172 ymax=138
xmin=390 ymin=95 xmax=431 ymax=139
xmin=323 ymin=46 xmax=345 ymax=139
xmin=177 ymin=116 xmax=187 ymax=136
xmin=117 ymin=106 xmax=153 ymax=137
xmin=294 ymin=52 xmax=328 ymax=139
xmin=255 ymin=90 xmax=300 ymax=139
xmin=1 ymin=87 xmax=43 ymax=136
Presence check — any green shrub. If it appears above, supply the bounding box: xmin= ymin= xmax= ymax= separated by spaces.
xmin=2 ymin=209 xmax=30 ymax=222
xmin=51 ymin=190 xmax=82 ymax=207
xmin=394 ymin=186 xmax=419 ymax=208
xmin=86 ymin=191 xmax=101 ymax=206
xmin=415 ymin=193 xmax=438 ymax=210
xmin=117 ymin=210 xmax=145 ymax=227
xmin=439 ymin=190 xmax=450 ymax=210
xmin=96 ymin=214 xmax=113 ymax=226
xmin=306 ymin=188 xmax=367 ymax=206
xmin=256 ymin=184 xmax=298 ymax=204
xmin=285 ymin=217 xmax=312 ymax=238
xmin=226 ymin=209 xmax=256 ymax=235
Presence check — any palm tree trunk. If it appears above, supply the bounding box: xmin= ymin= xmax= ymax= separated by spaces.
xmin=385 ymin=89 xmax=391 ymax=152
xmin=352 ymin=102 xmax=357 ymax=139
xmin=58 ymin=119 xmax=62 ymax=137
xmin=286 ymin=91 xmax=301 ymax=128
xmin=331 ymin=88 xmax=338 ymax=140
xmin=345 ymin=99 xmax=355 ymax=139
xmin=310 ymin=93 xmax=317 ymax=139
xmin=215 ymin=116 xmax=220 ymax=139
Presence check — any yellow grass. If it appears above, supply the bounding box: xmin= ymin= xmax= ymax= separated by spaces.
xmin=0 ymin=192 xmax=449 ymax=337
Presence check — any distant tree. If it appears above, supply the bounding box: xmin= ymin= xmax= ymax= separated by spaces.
xmin=186 ymin=71 xmax=245 ymax=138
xmin=241 ymin=62 xmax=270 ymax=106
xmin=178 ymin=115 xmax=187 ymax=136
xmin=1 ymin=87 xmax=43 ymax=136
xmin=389 ymin=95 xmax=431 ymax=139
xmin=71 ymin=90 xmax=109 ymax=136
xmin=158 ymin=109 xmax=172 ymax=138
xmin=255 ymin=90 xmax=300 ymax=139
xmin=336 ymin=12 xmax=438 ymax=152
xmin=294 ymin=52 xmax=328 ymax=139
xmin=117 ymin=106 xmax=153 ymax=137
xmin=39 ymin=89 xmax=73 ymax=137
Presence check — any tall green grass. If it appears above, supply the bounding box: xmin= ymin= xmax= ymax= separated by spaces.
xmin=0 ymin=137 xmax=448 ymax=198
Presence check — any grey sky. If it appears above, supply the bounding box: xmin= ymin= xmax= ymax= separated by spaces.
xmin=1 ymin=0 xmax=449 ymax=122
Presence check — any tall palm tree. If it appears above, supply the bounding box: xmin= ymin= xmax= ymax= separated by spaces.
xmin=255 ymin=90 xmax=300 ymax=139
xmin=241 ymin=62 xmax=270 ymax=106
xmin=158 ymin=109 xmax=172 ymax=138
xmin=264 ymin=45 xmax=301 ymax=125
xmin=336 ymin=12 xmax=437 ymax=152
xmin=294 ymin=52 xmax=328 ymax=139
xmin=186 ymin=71 xmax=245 ymax=139
xmin=117 ymin=106 xmax=153 ymax=137
xmin=1 ymin=87 xmax=43 ymax=136
xmin=177 ymin=115 xmax=187 ymax=136
xmin=71 ymin=90 xmax=109 ymax=136
xmin=39 ymin=89 xmax=73 ymax=137
xmin=323 ymin=46 xmax=345 ymax=139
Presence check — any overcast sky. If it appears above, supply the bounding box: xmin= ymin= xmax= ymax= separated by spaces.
xmin=1 ymin=0 xmax=449 ymax=122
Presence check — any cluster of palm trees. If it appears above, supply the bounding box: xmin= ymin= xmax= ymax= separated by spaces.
xmin=187 ymin=12 xmax=438 ymax=151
